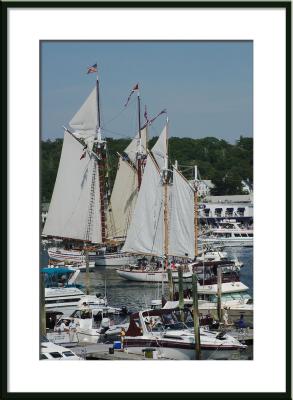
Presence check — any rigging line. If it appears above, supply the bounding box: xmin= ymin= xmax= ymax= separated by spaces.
xmin=102 ymin=104 xmax=130 ymax=127
xmin=101 ymin=127 xmax=133 ymax=139
xmin=102 ymin=97 xmax=136 ymax=127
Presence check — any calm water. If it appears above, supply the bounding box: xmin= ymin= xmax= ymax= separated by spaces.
xmin=41 ymin=247 xmax=253 ymax=312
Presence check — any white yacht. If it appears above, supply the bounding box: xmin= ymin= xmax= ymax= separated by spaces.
xmin=199 ymin=220 xmax=253 ymax=247
xmin=47 ymin=306 xmax=128 ymax=346
xmin=40 ymin=337 xmax=80 ymax=360
xmin=124 ymin=309 xmax=246 ymax=360
xmin=116 ymin=262 xmax=193 ymax=283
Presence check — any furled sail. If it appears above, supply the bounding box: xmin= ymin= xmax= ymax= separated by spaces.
xmin=69 ymin=87 xmax=97 ymax=139
xmin=122 ymin=155 xmax=164 ymax=256
xmin=107 ymin=158 xmax=138 ymax=239
xmin=43 ymin=131 xmax=102 ymax=243
xmin=124 ymin=127 xmax=147 ymax=164
xmin=151 ymin=126 xmax=167 ymax=170
xmin=169 ymin=168 xmax=195 ymax=259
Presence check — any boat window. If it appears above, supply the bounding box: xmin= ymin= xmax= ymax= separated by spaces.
xmin=225 ymin=233 xmax=232 ymax=238
xmin=62 ymin=351 xmax=75 ymax=357
xmin=40 ymin=354 xmax=48 ymax=359
xmin=248 ymin=233 xmax=253 ymax=237
xmin=241 ymin=233 xmax=247 ymax=237
xmin=45 ymin=298 xmax=81 ymax=304
xmin=49 ymin=352 xmax=62 ymax=358
xmin=234 ymin=233 xmax=240 ymax=237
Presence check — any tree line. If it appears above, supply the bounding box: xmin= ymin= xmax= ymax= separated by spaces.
xmin=41 ymin=136 xmax=253 ymax=203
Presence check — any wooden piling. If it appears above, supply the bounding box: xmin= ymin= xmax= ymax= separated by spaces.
xmin=85 ymin=249 xmax=90 ymax=295
xmin=217 ymin=265 xmax=222 ymax=322
xmin=192 ymin=273 xmax=201 ymax=360
xmin=40 ymin=274 xmax=46 ymax=336
xmin=178 ymin=265 xmax=184 ymax=321
xmin=167 ymin=269 xmax=174 ymax=301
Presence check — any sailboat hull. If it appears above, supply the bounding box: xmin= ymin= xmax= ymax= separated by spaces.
xmin=95 ymin=254 xmax=137 ymax=266
xmin=116 ymin=269 xmax=192 ymax=283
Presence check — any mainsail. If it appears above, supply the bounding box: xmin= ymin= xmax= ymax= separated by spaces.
xmin=43 ymin=133 xmax=102 ymax=243
xmin=106 ymin=127 xmax=147 ymax=239
xmin=169 ymin=168 xmax=195 ymax=259
xmin=122 ymin=154 xmax=164 ymax=256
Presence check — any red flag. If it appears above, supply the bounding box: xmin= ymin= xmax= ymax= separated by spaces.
xmin=124 ymin=83 xmax=139 ymax=107
xmin=80 ymin=151 xmax=86 ymax=160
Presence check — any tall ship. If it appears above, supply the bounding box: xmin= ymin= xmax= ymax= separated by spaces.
xmin=43 ymin=66 xmax=138 ymax=266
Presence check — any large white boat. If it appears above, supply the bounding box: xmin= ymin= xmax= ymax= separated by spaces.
xmin=117 ymin=263 xmax=193 ymax=283
xmin=47 ymin=305 xmax=129 ymax=346
xmin=123 ymin=308 xmax=246 ymax=360
xmin=199 ymin=220 xmax=253 ymax=247
xmin=44 ymin=287 xmax=107 ymax=317
xmin=41 ymin=336 xmax=81 ymax=360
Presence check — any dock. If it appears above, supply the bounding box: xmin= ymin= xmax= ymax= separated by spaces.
xmin=73 ymin=343 xmax=171 ymax=360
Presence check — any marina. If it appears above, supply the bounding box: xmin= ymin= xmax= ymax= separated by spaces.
xmin=40 ymin=60 xmax=253 ymax=361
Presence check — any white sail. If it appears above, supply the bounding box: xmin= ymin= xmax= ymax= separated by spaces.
xmin=124 ymin=127 xmax=147 ymax=164
xmin=69 ymin=87 xmax=97 ymax=139
xmin=107 ymin=158 xmax=138 ymax=239
xmin=151 ymin=126 xmax=167 ymax=170
xmin=169 ymin=168 xmax=195 ymax=259
xmin=122 ymin=155 xmax=164 ymax=256
xmin=43 ymin=131 xmax=102 ymax=243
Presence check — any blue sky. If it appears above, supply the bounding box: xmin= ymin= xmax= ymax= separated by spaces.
xmin=41 ymin=41 xmax=252 ymax=143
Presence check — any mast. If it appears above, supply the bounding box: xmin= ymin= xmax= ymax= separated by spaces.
xmin=194 ymin=180 xmax=199 ymax=258
xmin=137 ymin=86 xmax=142 ymax=190
xmin=163 ymin=117 xmax=170 ymax=277
xmin=94 ymin=66 xmax=107 ymax=243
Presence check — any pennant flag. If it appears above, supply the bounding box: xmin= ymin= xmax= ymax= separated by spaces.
xmin=124 ymin=83 xmax=139 ymax=107
xmin=87 ymin=63 xmax=97 ymax=74
xmin=80 ymin=151 xmax=86 ymax=160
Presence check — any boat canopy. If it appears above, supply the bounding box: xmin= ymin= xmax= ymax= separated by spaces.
xmin=41 ymin=267 xmax=75 ymax=275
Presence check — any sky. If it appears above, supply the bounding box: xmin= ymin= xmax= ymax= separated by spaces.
xmin=41 ymin=41 xmax=252 ymax=143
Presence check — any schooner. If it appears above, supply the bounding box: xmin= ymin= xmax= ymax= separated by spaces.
xmin=43 ymin=67 xmax=139 ymax=265
xmin=116 ymin=121 xmax=197 ymax=282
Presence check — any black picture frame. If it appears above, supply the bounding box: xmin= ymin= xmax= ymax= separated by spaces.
xmin=1 ymin=1 xmax=291 ymax=399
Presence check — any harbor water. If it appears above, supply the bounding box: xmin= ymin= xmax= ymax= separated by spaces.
xmin=41 ymin=247 xmax=253 ymax=313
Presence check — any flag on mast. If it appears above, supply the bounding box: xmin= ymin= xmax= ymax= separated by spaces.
xmin=124 ymin=83 xmax=139 ymax=107
xmin=87 ymin=63 xmax=97 ymax=74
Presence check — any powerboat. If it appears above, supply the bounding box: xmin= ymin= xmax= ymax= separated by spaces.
xmin=199 ymin=220 xmax=253 ymax=247
xmin=124 ymin=308 xmax=246 ymax=360
xmin=46 ymin=305 xmax=129 ymax=346
xmin=40 ymin=336 xmax=80 ymax=360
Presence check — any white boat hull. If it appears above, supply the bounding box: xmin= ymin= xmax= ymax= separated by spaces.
xmin=125 ymin=344 xmax=244 ymax=360
xmin=116 ymin=269 xmax=192 ymax=283
xmin=48 ymin=247 xmax=97 ymax=263
xmin=199 ymin=238 xmax=253 ymax=247
xmin=95 ymin=254 xmax=137 ymax=266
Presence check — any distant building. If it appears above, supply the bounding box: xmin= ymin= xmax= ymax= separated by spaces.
xmin=199 ymin=194 xmax=253 ymax=225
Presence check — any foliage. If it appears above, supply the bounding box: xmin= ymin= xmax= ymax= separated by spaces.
xmin=41 ymin=136 xmax=253 ymax=202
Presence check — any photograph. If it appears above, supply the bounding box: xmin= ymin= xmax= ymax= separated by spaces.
xmin=40 ymin=40 xmax=254 ymax=361
xmin=5 ymin=3 xmax=289 ymax=396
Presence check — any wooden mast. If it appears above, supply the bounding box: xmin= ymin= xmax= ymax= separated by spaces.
xmin=194 ymin=169 xmax=198 ymax=258
xmin=95 ymin=66 xmax=107 ymax=243
xmin=164 ymin=117 xmax=171 ymax=295
xmin=137 ymin=86 xmax=142 ymax=190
